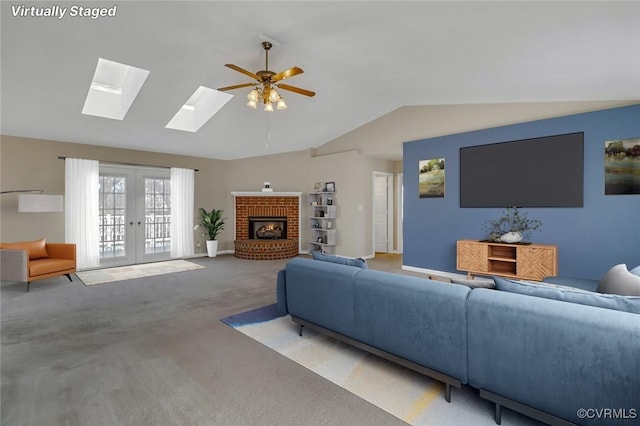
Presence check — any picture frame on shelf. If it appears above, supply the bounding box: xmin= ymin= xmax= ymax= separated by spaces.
xmin=325 ymin=182 xmax=335 ymax=192
xmin=314 ymin=182 xmax=323 ymax=193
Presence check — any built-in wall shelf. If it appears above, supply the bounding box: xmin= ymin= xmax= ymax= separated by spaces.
xmin=308 ymin=191 xmax=337 ymax=254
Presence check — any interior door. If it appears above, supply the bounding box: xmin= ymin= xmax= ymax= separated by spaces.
xmin=374 ymin=175 xmax=389 ymax=253
xmin=396 ymin=173 xmax=403 ymax=253
xmin=98 ymin=166 xmax=171 ymax=266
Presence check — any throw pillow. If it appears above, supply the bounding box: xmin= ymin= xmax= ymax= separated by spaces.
xmin=310 ymin=250 xmax=367 ymax=269
xmin=630 ymin=265 xmax=640 ymax=277
xmin=596 ymin=264 xmax=640 ymax=296
xmin=0 ymin=238 xmax=48 ymax=260
xmin=494 ymin=276 xmax=640 ymax=314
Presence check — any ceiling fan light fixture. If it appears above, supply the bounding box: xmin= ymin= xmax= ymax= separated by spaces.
xmin=268 ymin=88 xmax=280 ymax=103
xmin=247 ymin=89 xmax=259 ymax=102
xmin=219 ymin=41 xmax=314 ymax=112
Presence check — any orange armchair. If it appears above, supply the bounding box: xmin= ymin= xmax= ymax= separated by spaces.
xmin=0 ymin=239 xmax=76 ymax=292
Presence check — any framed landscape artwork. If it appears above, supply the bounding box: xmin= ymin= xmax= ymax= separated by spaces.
xmin=419 ymin=158 xmax=445 ymax=198
xmin=605 ymin=137 xmax=640 ymax=195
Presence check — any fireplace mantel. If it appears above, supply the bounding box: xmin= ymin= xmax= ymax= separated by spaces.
xmin=231 ymin=191 xmax=302 ymax=197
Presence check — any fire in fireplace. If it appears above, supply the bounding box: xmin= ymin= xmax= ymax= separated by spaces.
xmin=248 ymin=216 xmax=287 ymax=240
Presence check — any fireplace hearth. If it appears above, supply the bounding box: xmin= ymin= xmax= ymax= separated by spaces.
xmin=249 ymin=217 xmax=287 ymax=240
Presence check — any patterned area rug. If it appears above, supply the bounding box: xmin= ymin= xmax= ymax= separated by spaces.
xmin=222 ymin=305 xmax=540 ymax=426
xmin=76 ymin=260 xmax=205 ymax=285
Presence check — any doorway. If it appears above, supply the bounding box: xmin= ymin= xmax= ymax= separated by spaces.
xmin=372 ymin=172 xmax=394 ymax=255
xmin=98 ymin=166 xmax=172 ymax=267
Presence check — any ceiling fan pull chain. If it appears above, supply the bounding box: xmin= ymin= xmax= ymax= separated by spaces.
xmin=265 ymin=112 xmax=271 ymax=151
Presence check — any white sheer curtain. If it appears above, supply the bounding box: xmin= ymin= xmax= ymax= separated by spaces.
xmin=65 ymin=158 xmax=100 ymax=269
xmin=170 ymin=167 xmax=195 ymax=258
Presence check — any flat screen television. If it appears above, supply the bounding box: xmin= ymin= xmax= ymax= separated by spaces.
xmin=460 ymin=132 xmax=584 ymax=207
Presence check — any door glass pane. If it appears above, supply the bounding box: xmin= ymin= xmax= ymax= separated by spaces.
xmin=99 ymin=175 xmax=127 ymax=258
xmin=144 ymin=177 xmax=171 ymax=254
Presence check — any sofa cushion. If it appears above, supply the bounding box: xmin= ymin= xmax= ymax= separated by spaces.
xmin=284 ymin=257 xmax=362 ymax=337
xmin=29 ymin=258 xmax=75 ymax=277
xmin=354 ymin=269 xmax=471 ymax=383
xmin=494 ymin=276 xmax=640 ymax=314
xmin=467 ymin=288 xmax=640 ymax=424
xmin=596 ymin=264 xmax=640 ymax=296
xmin=0 ymin=238 xmax=48 ymax=260
xmin=311 ymin=250 xmax=367 ymax=269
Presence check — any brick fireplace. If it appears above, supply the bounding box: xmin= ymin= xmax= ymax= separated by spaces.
xmin=231 ymin=192 xmax=302 ymax=260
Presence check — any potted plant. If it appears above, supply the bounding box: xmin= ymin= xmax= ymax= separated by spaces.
xmin=482 ymin=206 xmax=542 ymax=243
xmin=196 ymin=208 xmax=226 ymax=257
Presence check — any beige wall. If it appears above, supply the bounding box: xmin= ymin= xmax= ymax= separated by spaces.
xmin=225 ymin=149 xmax=395 ymax=257
xmin=1 ymin=135 xmax=394 ymax=258
xmin=0 ymin=135 xmax=228 ymax=253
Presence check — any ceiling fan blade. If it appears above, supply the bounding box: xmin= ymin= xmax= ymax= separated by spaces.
xmin=277 ymin=83 xmax=316 ymax=97
xmin=217 ymin=83 xmax=256 ymax=91
xmin=272 ymin=67 xmax=304 ymax=82
xmin=224 ymin=64 xmax=259 ymax=81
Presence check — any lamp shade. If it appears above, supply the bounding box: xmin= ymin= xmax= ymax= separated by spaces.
xmin=18 ymin=194 xmax=63 ymax=212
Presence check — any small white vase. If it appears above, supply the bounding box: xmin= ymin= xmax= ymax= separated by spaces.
xmin=206 ymin=240 xmax=218 ymax=257
xmin=500 ymin=231 xmax=523 ymax=243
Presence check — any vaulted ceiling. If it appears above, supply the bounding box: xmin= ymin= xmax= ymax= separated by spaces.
xmin=2 ymin=1 xmax=639 ymax=160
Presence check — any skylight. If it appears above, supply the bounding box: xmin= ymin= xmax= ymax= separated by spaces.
xmin=166 ymin=86 xmax=233 ymax=133
xmin=82 ymin=58 xmax=149 ymax=120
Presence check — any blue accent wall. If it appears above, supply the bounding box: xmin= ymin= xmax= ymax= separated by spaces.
xmin=403 ymin=104 xmax=640 ymax=280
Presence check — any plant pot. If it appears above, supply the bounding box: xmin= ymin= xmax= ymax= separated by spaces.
xmin=206 ymin=240 xmax=218 ymax=257
xmin=500 ymin=232 xmax=523 ymax=243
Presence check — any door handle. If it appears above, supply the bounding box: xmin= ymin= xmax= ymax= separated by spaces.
xmin=137 ymin=221 xmax=142 ymax=225
xmin=129 ymin=221 xmax=134 ymax=225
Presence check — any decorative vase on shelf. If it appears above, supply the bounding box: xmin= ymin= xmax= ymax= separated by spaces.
xmin=500 ymin=231 xmax=523 ymax=243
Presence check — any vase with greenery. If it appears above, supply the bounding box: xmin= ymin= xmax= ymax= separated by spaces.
xmin=196 ymin=208 xmax=226 ymax=257
xmin=482 ymin=206 xmax=543 ymax=243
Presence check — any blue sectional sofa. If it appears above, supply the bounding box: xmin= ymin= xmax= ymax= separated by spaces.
xmin=276 ymin=257 xmax=640 ymax=426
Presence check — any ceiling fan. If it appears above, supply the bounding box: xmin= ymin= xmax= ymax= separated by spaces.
xmin=218 ymin=41 xmax=315 ymax=111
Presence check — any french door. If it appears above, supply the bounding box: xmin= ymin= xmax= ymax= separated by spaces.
xmin=98 ymin=166 xmax=171 ymax=266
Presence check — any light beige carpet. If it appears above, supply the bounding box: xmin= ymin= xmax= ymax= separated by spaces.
xmin=76 ymin=259 xmax=205 ymax=285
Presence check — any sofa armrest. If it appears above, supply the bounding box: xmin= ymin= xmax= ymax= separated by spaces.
xmin=0 ymin=249 xmax=29 ymax=282
xmin=46 ymin=243 xmax=76 ymax=263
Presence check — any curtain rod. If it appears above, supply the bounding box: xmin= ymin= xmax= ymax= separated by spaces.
xmin=0 ymin=189 xmax=44 ymax=195
xmin=57 ymin=156 xmax=199 ymax=172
